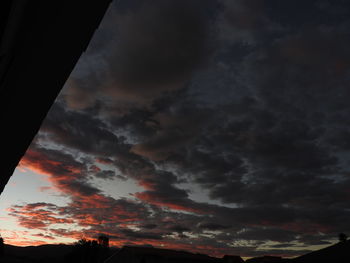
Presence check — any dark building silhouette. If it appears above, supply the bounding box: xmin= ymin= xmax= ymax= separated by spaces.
xmin=0 ymin=0 xmax=112 ymax=196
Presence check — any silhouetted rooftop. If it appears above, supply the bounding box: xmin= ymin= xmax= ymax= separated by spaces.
xmin=292 ymin=240 xmax=350 ymax=263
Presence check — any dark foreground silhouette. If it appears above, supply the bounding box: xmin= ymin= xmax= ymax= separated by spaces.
xmin=0 ymin=0 xmax=112 ymax=196
xmin=0 ymin=240 xmax=349 ymax=263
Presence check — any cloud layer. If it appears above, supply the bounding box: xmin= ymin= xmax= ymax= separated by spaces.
xmin=7 ymin=0 xmax=350 ymax=258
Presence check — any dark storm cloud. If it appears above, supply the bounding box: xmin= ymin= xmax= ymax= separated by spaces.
xmin=263 ymin=0 xmax=350 ymax=28
xmin=168 ymin=225 xmax=191 ymax=233
xmin=105 ymin=0 xmax=215 ymax=96
xmin=140 ymin=224 xmax=158 ymax=230
xmin=131 ymin=106 xmax=214 ymax=160
xmin=94 ymin=170 xmax=127 ymax=181
xmin=64 ymin=180 xmax=101 ymax=196
xmin=121 ymin=229 xmax=164 ymax=240
xmin=296 ymin=234 xmax=334 ymax=246
xmin=40 ymin=103 xmax=130 ymax=157
xmin=63 ymin=0 xmax=218 ymax=108
xmin=197 ymin=223 xmax=230 ymax=231
xmin=220 ymin=0 xmax=268 ymax=36
xmin=13 ymin=0 xmax=350 ymax=257
xmin=105 ymin=0 xmax=350 ymax=246
xmin=235 ymin=227 xmax=297 ymax=243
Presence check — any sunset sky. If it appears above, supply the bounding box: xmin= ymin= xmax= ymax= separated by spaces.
xmin=1 ymin=0 xmax=350 ymax=258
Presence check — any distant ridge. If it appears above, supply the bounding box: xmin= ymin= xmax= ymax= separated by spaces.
xmin=3 ymin=244 xmax=72 ymax=262
xmin=1 ymin=240 xmax=349 ymax=263
xmin=104 ymin=246 xmax=225 ymax=263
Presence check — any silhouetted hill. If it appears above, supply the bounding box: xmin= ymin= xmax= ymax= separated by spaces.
xmin=3 ymin=244 xmax=72 ymax=262
xmin=291 ymin=240 xmax=350 ymax=263
xmin=2 ymin=243 xmax=118 ymax=263
xmin=245 ymin=255 xmax=291 ymax=263
xmin=105 ymin=246 xmax=226 ymax=263
xmin=1 ymin=241 xmax=349 ymax=263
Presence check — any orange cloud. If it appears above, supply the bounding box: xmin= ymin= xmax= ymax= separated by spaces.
xmin=8 ymin=204 xmax=75 ymax=230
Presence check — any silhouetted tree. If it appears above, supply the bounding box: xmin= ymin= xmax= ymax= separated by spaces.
xmin=339 ymin=233 xmax=348 ymax=242
xmin=97 ymin=234 xmax=110 ymax=261
xmin=65 ymin=237 xmax=110 ymax=263
xmin=97 ymin=234 xmax=109 ymax=248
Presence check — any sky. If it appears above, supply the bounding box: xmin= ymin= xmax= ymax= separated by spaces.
xmin=1 ymin=0 xmax=350 ymax=258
